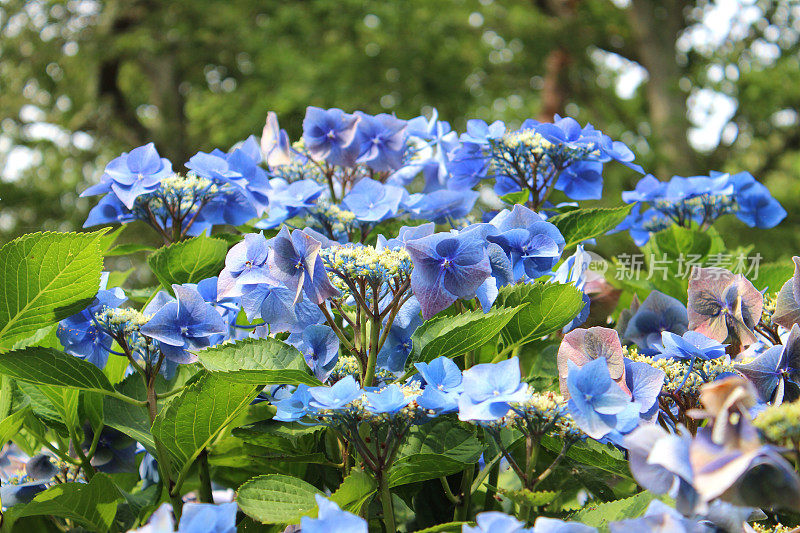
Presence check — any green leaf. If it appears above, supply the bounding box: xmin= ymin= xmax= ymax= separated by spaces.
xmin=411 ymin=305 xmax=524 ymax=365
xmin=500 ymin=191 xmax=530 ymax=205
xmin=106 ymin=243 xmax=156 ymax=256
xmin=570 ymin=491 xmax=656 ymax=529
xmin=147 ymin=236 xmax=228 ymax=291
xmin=0 ymin=404 xmax=29 ymax=446
xmin=549 ymin=205 xmax=633 ymax=249
xmin=151 ymin=372 xmax=260 ymax=483
xmin=754 ymin=261 xmax=795 ymax=293
xmin=196 ymin=337 xmax=321 ymax=386
xmin=414 ymin=523 xmax=468 ymax=533
xmin=498 ymin=488 xmax=557 ymax=507
xmin=397 ymin=418 xmax=484 ymax=464
xmin=0 ymin=231 xmax=106 ymax=350
xmin=542 ymin=436 xmax=632 ymax=479
xmin=495 ymin=282 xmax=584 ymax=349
xmin=233 ymin=421 xmax=323 ymax=454
xmin=37 ymin=384 xmax=81 ymax=431
xmin=389 ymin=453 xmax=467 ymax=487
xmin=330 ymin=469 xmax=377 ymax=515
xmin=237 ymin=474 xmax=319 ymax=524
xmin=0 ymin=347 xmax=115 ymax=393
xmin=7 ymin=472 xmax=123 ymax=532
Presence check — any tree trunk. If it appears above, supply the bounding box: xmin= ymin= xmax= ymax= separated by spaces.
xmin=628 ymin=0 xmax=696 ymax=176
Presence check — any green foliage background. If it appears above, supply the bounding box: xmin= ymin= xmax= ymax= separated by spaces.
xmin=2 ymin=0 xmax=799 ymax=261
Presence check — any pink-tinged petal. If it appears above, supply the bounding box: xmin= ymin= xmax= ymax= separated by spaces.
xmin=557 ymin=326 xmax=629 ymax=398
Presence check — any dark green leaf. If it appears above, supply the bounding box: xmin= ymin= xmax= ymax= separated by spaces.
xmin=0 ymin=347 xmax=115 ymax=393
xmin=500 ymin=191 xmax=530 ymax=205
xmin=570 ymin=491 xmax=656 ymax=529
xmin=236 ymin=474 xmax=319 ymax=524
xmin=389 ymin=453 xmax=468 ymax=487
xmin=397 ymin=418 xmax=484 ymax=464
xmin=330 ymin=469 xmax=377 ymax=515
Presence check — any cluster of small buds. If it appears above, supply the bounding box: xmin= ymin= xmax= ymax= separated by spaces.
xmin=321 ymin=244 xmax=412 ymax=287
xmin=511 ymin=390 xmax=581 ymax=438
xmin=761 ymin=291 xmax=778 ymax=326
xmin=311 ymin=383 xmax=426 ymax=426
xmin=134 ymin=173 xmax=217 ymax=213
xmin=308 ymin=200 xmax=357 ymax=238
xmin=640 ymin=213 xmax=673 ymax=233
xmin=751 ymin=524 xmax=796 ymax=533
xmin=753 ymin=400 xmax=800 ymax=447
xmin=653 ymin=194 xmax=737 ymax=227
xmin=329 ymin=355 xmax=395 ymax=382
xmin=498 ymin=129 xmax=553 ymax=154
xmin=629 ymin=352 xmax=736 ymax=394
xmin=93 ymin=307 xmax=157 ymax=362
xmin=5 ymin=457 xmax=71 ymax=486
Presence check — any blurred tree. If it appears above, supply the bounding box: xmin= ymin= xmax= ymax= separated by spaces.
xmin=1 ymin=0 xmax=799 ymax=261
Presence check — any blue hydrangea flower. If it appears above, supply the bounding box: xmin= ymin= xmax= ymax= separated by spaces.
xmin=300 ymin=495 xmax=367 ymax=533
xmin=460 ymin=119 xmax=505 ymax=144
xmin=405 ymin=231 xmax=491 ymax=319
xmin=239 ymin=283 xmax=323 ymax=333
xmin=308 ymin=375 xmax=362 ymax=411
xmin=624 ymin=426 xmax=697 ymax=515
xmin=623 ymin=358 xmax=666 ymax=420
xmin=217 ymin=233 xmax=274 ymax=298
xmin=57 ymin=273 xmax=127 ymax=368
xmin=729 ymin=171 xmax=786 ymax=228
xmin=364 ymin=384 xmax=414 ymax=414
xmin=342 ymin=178 xmax=406 ymax=222
xmin=377 ymin=298 xmax=423 ymax=374
xmin=735 ymin=323 xmax=800 ymax=403
xmin=140 ymin=284 xmax=228 ymax=364
xmin=655 ymin=331 xmax=726 ymax=362
xmin=288 ymin=324 xmax=340 ymax=382
xmin=458 ymin=357 xmax=529 ymax=422
xmin=353 ymin=112 xmax=408 ymax=171
xmin=608 ymin=500 xmax=703 ymax=533
xmin=687 ymin=267 xmax=763 ymax=349
xmin=132 ymin=502 xmax=237 ymax=533
xmin=554 ymin=160 xmax=604 ymax=200
xmin=0 ymin=453 xmax=58 ymax=508
xmin=81 ymin=143 xmax=172 ymax=209
xmin=415 ymin=356 xmax=463 ymax=393
xmin=462 ymin=511 xmax=530 ymax=533
xmin=302 ymin=107 xmax=360 ymax=167
xmin=83 ymin=193 xmax=135 ymax=228
xmin=273 ymin=384 xmax=313 ymax=422
xmin=257 ymin=178 xmax=326 ymax=229
xmin=407 ymin=189 xmax=479 ymax=224
xmin=487 ymin=204 xmax=565 ymax=281
xmin=622 ymin=291 xmax=688 ymax=355
xmin=566 ymin=358 xmax=640 ymax=440
xmin=267 ymin=226 xmax=339 ymax=305
xmin=557 ymin=327 xmax=629 ymax=398
xmin=81 ymin=425 xmax=137 ymax=474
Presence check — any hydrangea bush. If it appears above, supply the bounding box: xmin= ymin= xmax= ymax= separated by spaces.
xmin=0 ymin=106 xmax=798 ymax=533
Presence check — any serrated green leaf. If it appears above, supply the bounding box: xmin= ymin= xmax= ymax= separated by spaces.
xmin=397 ymin=418 xmax=484 ymax=464
xmin=36 ymin=384 xmax=80 ymax=431
xmin=542 ymin=436 xmax=632 ymax=479
xmin=0 ymin=404 xmax=29 ymax=445
xmin=0 ymin=231 xmax=106 ymax=350
xmin=549 ymin=205 xmax=633 ymax=249
xmin=237 ymin=474 xmax=319 ymax=524
xmin=411 ymin=305 xmax=524 ymax=365
xmin=415 ymin=522 xmax=468 ymax=533
xmin=195 ymin=337 xmax=322 ymax=386
xmin=106 ymin=243 xmax=156 ymax=256
xmin=233 ymin=421 xmax=323 ymax=454
xmin=389 ymin=453 xmax=467 ymax=487
xmin=570 ymin=491 xmax=656 ymax=529
xmin=147 ymin=236 xmax=228 ymax=291
xmin=498 ymin=488 xmax=557 ymax=507
xmin=0 ymin=347 xmax=115 ymax=392
xmin=330 ymin=468 xmax=377 ymax=514
xmin=151 ymin=372 xmax=260 ymax=483
xmin=6 ymin=472 xmax=123 ymax=532
xmin=495 ymin=282 xmax=584 ymax=349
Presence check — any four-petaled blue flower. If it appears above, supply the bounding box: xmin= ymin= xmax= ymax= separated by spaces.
xmin=140 ymin=284 xmax=228 ymax=364
xmin=458 ymin=357 xmax=529 ymax=421
xmin=405 ymin=231 xmax=491 ymax=319
xmin=308 ymin=375 xmax=362 ymax=411
xmin=565 ymin=358 xmax=640 ymax=440
xmin=267 ymin=226 xmax=339 ymax=305
xmin=462 ymin=511 xmax=530 ymax=533
xmin=487 ymin=204 xmax=565 ymax=281
xmin=289 ymin=324 xmax=340 ymax=382
xmin=302 ymin=107 xmax=361 ymax=167
xmin=735 ymin=323 xmax=800 ymax=403
xmin=274 ymin=384 xmax=313 ymax=422
xmin=364 ymin=384 xmax=414 ymax=414
xmin=82 ymin=142 xmax=172 ymax=209
xmin=622 ymin=291 xmax=688 ymax=355
xmin=342 ymin=178 xmax=406 ymax=222
xmin=353 ymin=112 xmax=408 ymax=172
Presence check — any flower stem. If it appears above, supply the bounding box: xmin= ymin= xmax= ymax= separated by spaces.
xmin=197 ymin=449 xmax=214 ymax=504
xmin=453 ymin=464 xmax=474 ymax=521
xmin=377 ymin=471 xmax=396 ymax=533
